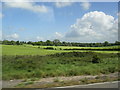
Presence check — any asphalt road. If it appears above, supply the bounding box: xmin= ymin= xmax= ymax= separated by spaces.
xmin=1 ymin=81 xmax=120 ymax=89
xmin=55 ymin=81 xmax=120 ymax=88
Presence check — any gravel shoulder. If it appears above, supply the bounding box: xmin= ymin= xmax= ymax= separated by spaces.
xmin=1 ymin=72 xmax=119 ymax=88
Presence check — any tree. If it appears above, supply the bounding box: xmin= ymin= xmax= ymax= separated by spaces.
xmin=16 ymin=41 xmax=20 ymax=45
xmin=53 ymin=39 xmax=61 ymax=46
xmin=27 ymin=41 xmax=32 ymax=44
xmin=46 ymin=40 xmax=53 ymax=46
xmin=53 ymin=39 xmax=60 ymax=43
xmin=115 ymin=41 xmax=120 ymax=45
xmin=103 ymin=41 xmax=109 ymax=46
xmin=10 ymin=40 xmax=16 ymax=45
xmin=2 ymin=40 xmax=9 ymax=45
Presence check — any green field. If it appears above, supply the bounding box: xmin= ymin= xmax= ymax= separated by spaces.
xmin=3 ymin=52 xmax=119 ymax=80
xmin=34 ymin=45 xmax=119 ymax=49
xmin=2 ymin=45 xmax=119 ymax=80
xmin=2 ymin=45 xmax=69 ymax=55
xmin=2 ymin=45 xmax=119 ymax=56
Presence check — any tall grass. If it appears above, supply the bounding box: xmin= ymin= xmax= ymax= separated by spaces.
xmin=2 ymin=52 xmax=119 ymax=80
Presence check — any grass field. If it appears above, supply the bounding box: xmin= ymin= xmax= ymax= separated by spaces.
xmin=34 ymin=45 xmax=119 ymax=49
xmin=2 ymin=45 xmax=119 ymax=55
xmin=2 ymin=45 xmax=69 ymax=56
xmin=3 ymin=52 xmax=119 ymax=80
xmin=2 ymin=45 xmax=119 ymax=80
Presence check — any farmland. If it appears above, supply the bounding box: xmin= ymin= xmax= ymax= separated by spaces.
xmin=2 ymin=45 xmax=120 ymax=81
xmin=2 ymin=45 xmax=119 ymax=56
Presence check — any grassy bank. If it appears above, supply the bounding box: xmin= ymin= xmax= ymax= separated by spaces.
xmin=3 ymin=52 xmax=119 ymax=80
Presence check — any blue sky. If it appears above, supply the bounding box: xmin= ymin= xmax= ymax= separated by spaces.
xmin=1 ymin=1 xmax=118 ymax=42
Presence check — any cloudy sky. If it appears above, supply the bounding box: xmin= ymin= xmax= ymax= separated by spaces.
xmin=1 ymin=1 xmax=118 ymax=42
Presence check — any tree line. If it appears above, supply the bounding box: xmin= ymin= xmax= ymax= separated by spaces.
xmin=0 ymin=39 xmax=120 ymax=47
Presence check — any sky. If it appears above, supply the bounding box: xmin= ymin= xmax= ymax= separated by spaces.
xmin=0 ymin=1 xmax=119 ymax=43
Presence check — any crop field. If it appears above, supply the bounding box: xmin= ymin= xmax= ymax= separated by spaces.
xmin=2 ymin=45 xmax=119 ymax=56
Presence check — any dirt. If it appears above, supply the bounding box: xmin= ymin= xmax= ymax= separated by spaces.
xmin=2 ymin=79 xmax=23 ymax=88
xmin=1 ymin=72 xmax=119 ymax=88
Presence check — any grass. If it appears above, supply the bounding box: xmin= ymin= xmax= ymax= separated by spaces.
xmin=2 ymin=52 xmax=119 ymax=80
xmin=2 ymin=45 xmax=69 ymax=56
xmin=2 ymin=44 xmax=119 ymax=88
xmin=32 ymin=45 xmax=120 ymax=49
xmin=2 ymin=45 xmax=119 ymax=56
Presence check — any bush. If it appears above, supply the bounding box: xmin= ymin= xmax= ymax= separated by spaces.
xmin=44 ymin=47 xmax=54 ymax=50
xmin=92 ymin=55 xmax=100 ymax=63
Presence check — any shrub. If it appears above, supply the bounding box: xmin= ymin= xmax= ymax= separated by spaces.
xmin=44 ymin=47 xmax=54 ymax=50
xmin=92 ymin=55 xmax=100 ymax=63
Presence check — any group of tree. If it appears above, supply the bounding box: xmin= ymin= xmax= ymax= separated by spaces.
xmin=0 ymin=39 xmax=120 ymax=47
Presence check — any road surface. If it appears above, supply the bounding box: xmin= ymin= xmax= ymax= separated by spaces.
xmin=54 ymin=81 xmax=120 ymax=88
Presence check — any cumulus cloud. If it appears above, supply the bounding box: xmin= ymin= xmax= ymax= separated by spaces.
xmin=6 ymin=33 xmax=19 ymax=39
xmin=65 ymin=11 xmax=118 ymax=42
xmin=55 ymin=2 xmax=73 ymax=8
xmin=4 ymin=1 xmax=49 ymax=13
xmin=80 ymin=1 xmax=91 ymax=10
xmin=54 ymin=32 xmax=63 ymax=39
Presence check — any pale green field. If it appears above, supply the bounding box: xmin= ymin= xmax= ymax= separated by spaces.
xmin=33 ymin=45 xmax=119 ymax=49
xmin=2 ymin=45 xmax=70 ymax=55
xmin=2 ymin=45 xmax=119 ymax=55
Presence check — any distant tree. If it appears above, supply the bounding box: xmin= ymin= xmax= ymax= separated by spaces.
xmin=62 ymin=41 xmax=66 ymax=46
xmin=115 ymin=41 xmax=120 ymax=45
xmin=1 ymin=39 xmax=119 ymax=47
xmin=103 ymin=41 xmax=109 ymax=46
xmin=53 ymin=39 xmax=60 ymax=43
xmin=46 ymin=40 xmax=53 ymax=46
xmin=2 ymin=40 xmax=9 ymax=45
xmin=10 ymin=40 xmax=16 ymax=45
xmin=53 ymin=39 xmax=61 ymax=46
xmin=0 ymin=41 xmax=2 ymax=44
xmin=16 ymin=41 xmax=20 ymax=45
xmin=27 ymin=41 xmax=32 ymax=44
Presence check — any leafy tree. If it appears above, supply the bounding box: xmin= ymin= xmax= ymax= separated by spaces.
xmin=115 ymin=41 xmax=120 ymax=45
xmin=46 ymin=40 xmax=53 ymax=46
xmin=27 ymin=41 xmax=32 ymax=44
xmin=53 ymin=39 xmax=61 ymax=46
xmin=10 ymin=40 xmax=16 ymax=45
xmin=16 ymin=41 xmax=20 ymax=45
xmin=104 ymin=41 xmax=109 ymax=46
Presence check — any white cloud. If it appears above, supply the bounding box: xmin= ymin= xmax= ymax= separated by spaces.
xmin=55 ymin=2 xmax=73 ymax=8
xmin=65 ymin=11 xmax=118 ymax=42
xmin=80 ymin=1 xmax=91 ymax=10
xmin=4 ymin=1 xmax=49 ymax=13
xmin=6 ymin=33 xmax=19 ymax=39
xmin=117 ymin=12 xmax=120 ymax=16
xmin=54 ymin=32 xmax=63 ymax=39
xmin=36 ymin=36 xmax=44 ymax=41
